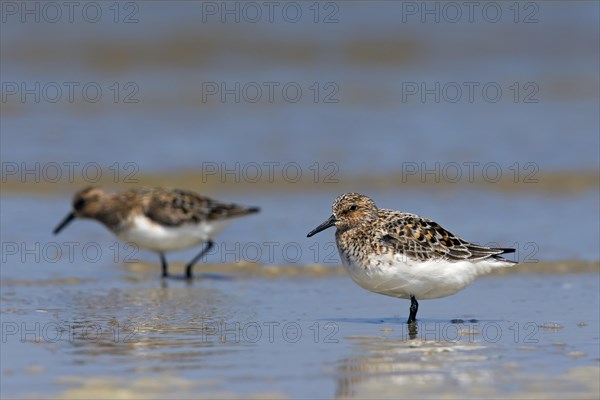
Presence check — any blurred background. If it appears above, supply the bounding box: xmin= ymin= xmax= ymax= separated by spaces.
xmin=1 ymin=1 xmax=599 ymax=399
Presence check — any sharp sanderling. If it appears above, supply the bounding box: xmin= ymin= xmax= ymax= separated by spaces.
xmin=307 ymin=193 xmax=516 ymax=323
xmin=54 ymin=187 xmax=259 ymax=279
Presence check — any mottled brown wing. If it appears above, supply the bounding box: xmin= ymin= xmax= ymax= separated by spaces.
xmin=143 ymin=188 xmax=258 ymax=227
xmin=378 ymin=211 xmax=509 ymax=262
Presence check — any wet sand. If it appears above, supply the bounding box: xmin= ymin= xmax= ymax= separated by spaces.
xmin=2 ymin=170 xmax=599 ymax=196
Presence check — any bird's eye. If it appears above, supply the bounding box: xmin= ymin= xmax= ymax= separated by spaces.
xmin=349 ymin=205 xmax=358 ymax=211
xmin=74 ymin=198 xmax=86 ymax=210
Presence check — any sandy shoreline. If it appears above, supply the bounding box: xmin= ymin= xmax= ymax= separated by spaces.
xmin=1 ymin=170 xmax=598 ymax=196
xmin=2 ymin=260 xmax=597 ymax=287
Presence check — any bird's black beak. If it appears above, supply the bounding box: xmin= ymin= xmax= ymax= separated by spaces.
xmin=307 ymin=215 xmax=337 ymax=237
xmin=53 ymin=212 xmax=76 ymax=235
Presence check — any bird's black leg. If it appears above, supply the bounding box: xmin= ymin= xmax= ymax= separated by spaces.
xmin=407 ymin=295 xmax=418 ymax=324
xmin=185 ymin=241 xmax=214 ymax=280
xmin=160 ymin=253 xmax=168 ymax=278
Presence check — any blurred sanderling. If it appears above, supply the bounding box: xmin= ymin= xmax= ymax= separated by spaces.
xmin=307 ymin=193 xmax=516 ymax=323
xmin=54 ymin=187 xmax=259 ymax=279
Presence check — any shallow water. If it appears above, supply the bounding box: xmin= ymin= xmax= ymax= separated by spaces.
xmin=2 ymin=4 xmax=599 ymax=176
xmin=1 ymin=187 xmax=598 ymax=270
xmin=3 ymin=182 xmax=598 ymax=398
xmin=1 ymin=264 xmax=599 ymax=399
xmin=1 ymin=188 xmax=599 ymax=399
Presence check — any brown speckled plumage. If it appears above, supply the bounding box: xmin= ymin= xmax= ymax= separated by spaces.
xmin=307 ymin=193 xmax=516 ymax=322
xmin=326 ymin=193 xmax=514 ymax=265
xmin=70 ymin=187 xmax=259 ymax=231
xmin=54 ymin=186 xmax=259 ymax=279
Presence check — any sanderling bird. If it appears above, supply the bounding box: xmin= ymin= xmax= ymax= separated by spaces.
xmin=307 ymin=193 xmax=516 ymax=323
xmin=54 ymin=187 xmax=259 ymax=279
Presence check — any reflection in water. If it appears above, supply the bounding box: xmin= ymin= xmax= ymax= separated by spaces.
xmin=1 ymin=270 xmax=599 ymax=398
xmin=334 ymin=319 xmax=600 ymax=400
xmin=407 ymin=322 xmax=418 ymax=340
xmin=336 ymin=332 xmax=496 ymax=399
xmin=54 ymin=283 xmax=255 ymax=373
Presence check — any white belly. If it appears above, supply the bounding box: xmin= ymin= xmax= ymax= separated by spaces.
xmin=117 ymin=215 xmax=229 ymax=252
xmin=340 ymin=250 xmax=505 ymax=300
